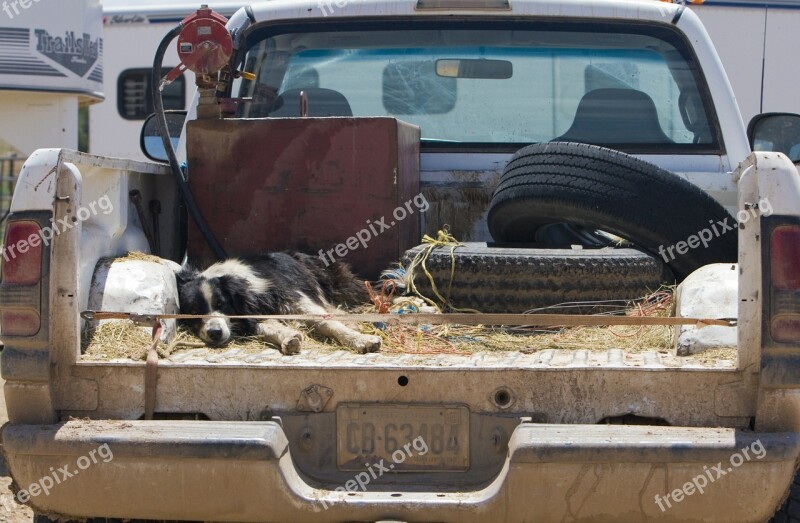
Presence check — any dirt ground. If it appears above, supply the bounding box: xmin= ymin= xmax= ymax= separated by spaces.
xmin=0 ymin=377 xmax=33 ymax=522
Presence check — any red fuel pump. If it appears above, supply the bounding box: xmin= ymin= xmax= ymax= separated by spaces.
xmin=161 ymin=4 xmax=233 ymax=87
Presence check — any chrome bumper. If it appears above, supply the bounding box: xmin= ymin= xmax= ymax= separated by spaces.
xmin=3 ymin=420 xmax=797 ymax=522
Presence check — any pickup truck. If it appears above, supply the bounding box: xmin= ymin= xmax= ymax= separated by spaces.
xmin=3 ymin=0 xmax=800 ymax=521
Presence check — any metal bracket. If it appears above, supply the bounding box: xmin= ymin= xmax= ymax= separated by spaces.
xmin=297 ymin=384 xmax=333 ymax=413
xmin=130 ymin=314 xmax=160 ymax=325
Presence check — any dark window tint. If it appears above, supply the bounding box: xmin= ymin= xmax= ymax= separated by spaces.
xmin=118 ymin=68 xmax=186 ymax=120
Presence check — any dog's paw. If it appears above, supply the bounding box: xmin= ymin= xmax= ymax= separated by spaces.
xmin=280 ymin=334 xmax=303 ymax=355
xmin=350 ymin=334 xmax=382 ymax=354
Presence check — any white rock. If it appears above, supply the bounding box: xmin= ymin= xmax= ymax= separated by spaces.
xmin=87 ymin=258 xmax=180 ymax=344
xmin=674 ymin=263 xmax=738 ymax=355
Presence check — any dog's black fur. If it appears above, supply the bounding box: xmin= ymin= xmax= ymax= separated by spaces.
xmin=176 ymin=252 xmax=374 ymax=351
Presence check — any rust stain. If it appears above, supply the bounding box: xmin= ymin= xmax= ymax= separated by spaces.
xmin=422 ymin=171 xmax=501 ymax=241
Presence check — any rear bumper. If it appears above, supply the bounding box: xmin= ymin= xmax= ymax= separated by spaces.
xmin=3 ymin=420 xmax=798 ymax=522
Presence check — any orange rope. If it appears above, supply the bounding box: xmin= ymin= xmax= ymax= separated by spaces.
xmin=365 ymin=280 xmax=395 ymax=314
xmin=607 ymin=289 xmax=673 ymax=341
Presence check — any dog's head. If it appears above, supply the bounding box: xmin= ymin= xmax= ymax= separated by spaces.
xmin=176 ymin=267 xmax=253 ymax=346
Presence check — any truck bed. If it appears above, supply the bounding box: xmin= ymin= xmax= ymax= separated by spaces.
xmin=82 ymin=336 xmax=737 ymax=369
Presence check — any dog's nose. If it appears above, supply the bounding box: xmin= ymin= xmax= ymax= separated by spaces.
xmin=207 ymin=328 xmax=224 ymax=343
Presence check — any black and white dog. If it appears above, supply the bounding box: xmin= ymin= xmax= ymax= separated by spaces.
xmin=176 ymin=252 xmax=382 ymax=354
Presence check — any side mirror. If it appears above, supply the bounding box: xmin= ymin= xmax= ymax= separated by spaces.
xmin=747 ymin=112 xmax=800 ymax=163
xmin=140 ymin=111 xmax=187 ymax=162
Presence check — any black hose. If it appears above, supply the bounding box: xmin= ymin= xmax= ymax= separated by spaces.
xmin=152 ymin=25 xmax=226 ymax=260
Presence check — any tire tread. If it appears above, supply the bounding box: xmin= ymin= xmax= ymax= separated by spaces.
xmin=488 ymin=142 xmax=737 ymax=279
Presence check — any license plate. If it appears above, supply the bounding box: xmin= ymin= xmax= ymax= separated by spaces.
xmin=337 ymin=404 xmax=470 ymax=471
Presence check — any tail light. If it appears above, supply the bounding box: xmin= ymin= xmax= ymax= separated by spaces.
xmin=769 ymin=225 xmax=800 ymax=343
xmin=2 ymin=220 xmax=43 ymax=285
xmin=0 ymin=220 xmax=43 ymax=336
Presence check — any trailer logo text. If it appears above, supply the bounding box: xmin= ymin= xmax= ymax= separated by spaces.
xmin=105 ymin=14 xmax=148 ymax=25
xmin=34 ymin=29 xmax=101 ymax=77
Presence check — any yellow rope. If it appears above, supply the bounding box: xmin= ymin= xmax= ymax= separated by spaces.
xmin=405 ymin=227 xmax=481 ymax=314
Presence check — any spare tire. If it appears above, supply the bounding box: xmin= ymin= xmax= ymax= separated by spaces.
xmin=487 ymin=142 xmax=737 ymax=280
xmin=402 ymin=243 xmax=668 ymax=314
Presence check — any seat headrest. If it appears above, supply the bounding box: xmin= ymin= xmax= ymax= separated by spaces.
xmin=269 ymin=88 xmax=353 ymax=117
xmin=557 ymin=88 xmax=673 ymax=145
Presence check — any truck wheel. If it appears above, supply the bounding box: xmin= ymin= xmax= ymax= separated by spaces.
xmin=402 ymin=243 xmax=668 ymax=313
xmin=771 ymin=472 xmax=800 ymax=523
xmin=487 ymin=142 xmax=738 ymax=280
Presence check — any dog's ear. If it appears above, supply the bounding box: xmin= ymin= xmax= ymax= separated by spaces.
xmin=175 ymin=266 xmax=198 ymax=287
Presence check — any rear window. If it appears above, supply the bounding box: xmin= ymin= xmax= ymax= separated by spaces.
xmin=235 ymin=20 xmax=720 ymax=152
xmin=118 ymin=68 xmax=185 ymax=120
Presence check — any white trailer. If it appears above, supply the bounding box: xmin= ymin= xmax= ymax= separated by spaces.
xmin=0 ymin=0 xmax=103 ymax=155
xmin=689 ymin=0 xmax=800 ymax=125
xmin=89 ymin=0 xmax=241 ymax=161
